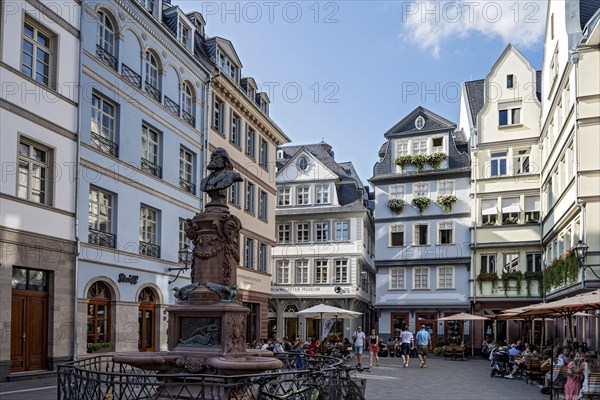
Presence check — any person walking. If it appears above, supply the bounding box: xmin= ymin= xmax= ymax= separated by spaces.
xmin=369 ymin=329 xmax=380 ymax=367
xmin=352 ymin=326 xmax=366 ymax=367
xmin=400 ymin=326 xmax=414 ymax=368
xmin=415 ymin=324 xmax=432 ymax=368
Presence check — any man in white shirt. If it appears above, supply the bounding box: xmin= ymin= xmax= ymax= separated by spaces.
xmin=400 ymin=326 xmax=414 ymax=367
xmin=353 ymin=326 xmax=366 ymax=367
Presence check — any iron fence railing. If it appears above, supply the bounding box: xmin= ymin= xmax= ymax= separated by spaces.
xmin=179 ymin=177 xmax=196 ymax=194
xmin=144 ymin=81 xmax=161 ymax=102
xmin=88 ymin=229 xmax=116 ymax=249
xmin=121 ymin=63 xmax=141 ymax=88
xmin=182 ymin=110 xmax=195 ymax=127
xmin=164 ymin=95 xmax=180 ymax=115
xmin=139 ymin=241 xmax=160 ymax=258
xmin=57 ymin=355 xmax=363 ymax=400
xmin=140 ymin=157 xmax=162 ymax=178
xmin=91 ymin=132 xmax=118 ymax=157
xmin=96 ymin=45 xmax=118 ymax=71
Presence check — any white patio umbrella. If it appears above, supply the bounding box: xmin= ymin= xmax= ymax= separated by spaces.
xmin=296 ymin=304 xmax=362 ymax=343
xmin=439 ymin=313 xmax=490 ymax=351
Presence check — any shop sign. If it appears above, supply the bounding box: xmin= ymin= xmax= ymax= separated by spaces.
xmin=118 ymin=273 xmax=139 ymax=285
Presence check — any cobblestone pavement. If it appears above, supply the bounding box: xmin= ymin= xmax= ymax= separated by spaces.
xmin=0 ymin=356 xmax=550 ymax=400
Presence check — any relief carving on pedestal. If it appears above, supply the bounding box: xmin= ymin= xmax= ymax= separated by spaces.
xmin=225 ymin=314 xmax=246 ymax=354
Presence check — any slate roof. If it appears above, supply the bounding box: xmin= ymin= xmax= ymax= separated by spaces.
xmin=278 ymin=143 xmax=356 ymax=182
xmin=580 ymin=0 xmax=600 ymax=30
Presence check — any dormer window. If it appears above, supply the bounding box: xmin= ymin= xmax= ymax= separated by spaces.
xmin=260 ymin=101 xmax=268 ymax=114
xmin=178 ymin=19 xmax=190 ymax=48
xmin=140 ymin=0 xmax=154 ymax=14
xmin=217 ymin=51 xmax=237 ymax=82
xmin=507 ymin=74 xmax=514 ymax=89
xmin=277 ymin=150 xmax=284 ymax=159
xmin=248 ymin=86 xmax=256 ymax=101
xmin=415 ymin=116 xmax=425 ymax=130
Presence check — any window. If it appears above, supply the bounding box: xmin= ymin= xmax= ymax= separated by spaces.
xmin=334 ymin=221 xmax=349 ymax=241
xmin=334 ymin=259 xmax=349 ymax=283
xmin=245 ymin=181 xmax=255 ymax=213
xmin=298 ymin=156 xmax=309 ymax=172
xmin=437 ymin=180 xmax=454 ymax=196
xmin=389 ymin=224 xmax=404 ymax=247
xmin=139 ymin=205 xmax=160 ymax=257
xmin=181 ymin=82 xmax=195 ymax=125
xmin=513 ymin=149 xmax=530 ymax=174
xmin=213 ymin=97 xmax=224 ymax=133
xmin=144 ymin=51 xmax=160 ymax=101
xmin=396 ymin=141 xmax=408 ymax=157
xmin=277 ymin=188 xmax=291 ymax=206
xmin=527 ymin=253 xmax=542 ymax=272
xmin=481 ymin=254 xmax=496 ymax=273
xmin=22 ymin=18 xmax=54 ymax=87
xmin=297 ymin=186 xmax=310 ymax=205
xmin=499 ymin=106 xmax=521 ymax=126
xmin=503 ymin=253 xmax=519 ymax=273
xmin=276 ymin=261 xmax=290 ymax=284
xmin=244 ymin=238 xmax=255 ymax=268
xmin=258 ymin=243 xmax=268 ymax=272
xmin=296 ymin=223 xmax=310 ymax=243
xmin=246 ymin=127 xmax=256 ymax=158
xmin=481 ymin=199 xmax=498 ymax=225
xmin=438 ymin=266 xmax=454 ymax=289
xmin=315 ymin=260 xmax=328 ymax=284
xmin=490 ymin=151 xmax=507 ymax=176
xmin=389 ymin=184 xmax=405 ymax=200
xmin=88 ymin=187 xmax=115 ymax=248
xmin=502 ymin=197 xmax=520 ymax=225
xmin=432 ymin=137 xmax=444 ymax=153
xmin=412 ymin=139 xmax=427 ymax=155
xmin=413 ymin=224 xmax=428 ymax=245
xmin=18 ymin=139 xmax=50 ymax=204
xmin=229 ymin=180 xmax=241 ymax=206
xmin=315 ymin=185 xmax=330 ymax=204
xmin=295 ymin=260 xmax=309 ymax=284
xmin=248 ymin=86 xmax=256 ymax=101
xmin=276 ymin=149 xmax=284 ymax=159
xmin=12 ymin=267 xmax=48 ymax=291
xmin=178 ymin=218 xmax=191 ymax=261
xmin=141 ymin=124 xmax=161 ymax=177
xmin=315 ymin=222 xmax=330 ymax=242
xmin=179 ymin=147 xmax=195 ymax=194
xmin=413 ymin=182 xmax=429 ymax=197
xmin=177 ymin=19 xmax=189 ymax=47
xmin=90 ymin=93 xmax=117 ymax=156
xmin=230 ymin=112 xmax=241 ymax=147
xmin=217 ymin=51 xmax=237 ymax=82
xmin=414 ymin=267 xmax=429 ymax=289
xmin=258 ymin=190 xmax=268 ymax=220
xmin=277 ymin=224 xmax=290 ymax=243
xmin=259 ymin=138 xmax=269 ymax=169
xmin=438 ymin=222 xmax=453 ymax=244
xmin=86 ymin=281 xmax=111 ymax=351
xmin=507 ymin=74 xmax=514 ymax=89
xmin=390 ymin=268 xmax=406 ymax=290
xmin=140 ymin=0 xmax=154 ymax=13
xmin=96 ymin=11 xmax=116 ymax=69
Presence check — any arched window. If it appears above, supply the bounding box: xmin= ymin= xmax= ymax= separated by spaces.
xmin=144 ymin=51 xmax=160 ymax=101
xmin=87 ymin=281 xmax=111 ymax=352
xmin=181 ymin=82 xmax=195 ymax=126
xmin=138 ymin=287 xmax=157 ymax=351
xmin=284 ymin=304 xmax=298 ymax=313
xmin=96 ymin=11 xmax=117 ymax=70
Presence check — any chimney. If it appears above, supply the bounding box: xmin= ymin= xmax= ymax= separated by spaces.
xmin=319 ymin=140 xmax=334 ymax=158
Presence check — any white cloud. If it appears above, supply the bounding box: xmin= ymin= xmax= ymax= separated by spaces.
xmin=400 ymin=0 xmax=548 ymax=58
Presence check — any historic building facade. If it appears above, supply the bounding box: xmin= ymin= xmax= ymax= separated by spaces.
xmin=0 ymin=0 xmax=80 ymax=380
xmin=370 ymin=107 xmax=471 ymax=345
xmin=271 ymin=143 xmax=375 ymax=340
xmin=460 ymin=45 xmax=544 ymax=346
xmin=75 ymin=0 xmax=210 ymax=356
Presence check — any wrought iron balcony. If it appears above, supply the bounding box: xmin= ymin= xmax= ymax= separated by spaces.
xmin=140 ymin=158 xmax=162 ymax=178
xmin=121 ymin=63 xmax=141 ymax=88
xmin=96 ymin=45 xmax=117 ymax=71
xmin=88 ymin=229 xmax=116 ymax=249
xmin=179 ymin=178 xmax=196 ymax=194
xmin=144 ymin=81 xmax=161 ymax=102
xmin=91 ymin=132 xmax=118 ymax=157
xmin=164 ymin=96 xmax=180 ymax=115
xmin=182 ymin=110 xmax=195 ymax=127
xmin=139 ymin=241 xmax=160 ymax=258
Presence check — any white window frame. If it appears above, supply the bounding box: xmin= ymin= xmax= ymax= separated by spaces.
xmin=258 ymin=190 xmax=268 ymax=220
xmin=481 ymin=254 xmax=497 ymax=274
xmin=437 ymin=266 xmax=454 ymax=289
xmin=481 ymin=199 xmax=498 ymax=226
xmin=412 ymin=139 xmax=428 ymax=155
xmin=276 ymin=260 xmax=290 ymax=284
xmin=513 ymin=148 xmax=530 ymax=175
xmin=315 ymin=185 xmax=330 ymax=204
xmin=526 ymin=253 xmax=542 ymax=272
xmin=139 ymin=205 xmax=158 ymax=245
xmin=334 ymin=259 xmax=349 ymax=284
xmin=258 ymin=243 xmax=268 ymax=272
xmin=437 ymin=180 xmax=455 ymax=196
xmin=295 ymin=260 xmax=309 ymax=284
xmin=97 ymin=11 xmax=116 ymax=58
xmin=245 ymin=181 xmax=255 ymax=213
xmin=90 ymin=93 xmax=117 ymax=154
xmin=213 ymin=96 xmax=224 ymax=133
xmin=413 ymin=267 xmax=430 ymax=289
xmin=389 ymin=184 xmax=405 ymax=200
xmin=178 ymin=218 xmax=191 ymax=260
xmin=295 ymin=222 xmax=310 ymax=243
xmin=244 ymin=237 xmax=255 ymax=269
xmin=277 ymin=224 xmax=291 ymax=243
xmin=389 ymin=224 xmax=404 ymax=247
xmin=89 ymin=187 xmax=113 ymax=234
xmin=246 ymin=126 xmax=256 ymax=158
xmin=432 ymin=137 xmax=444 ymax=153
xmin=177 ymin=18 xmax=190 ymax=47
xmin=259 ymin=137 xmax=268 ymax=169
xmin=503 ymin=253 xmax=519 ymax=273
xmin=181 ymin=82 xmax=194 ymax=120
xmin=314 ymin=259 xmax=328 ymax=284
xmin=438 ymin=222 xmax=454 ymax=245
xmin=389 ymin=267 xmax=406 ymax=290
xmin=314 ymin=221 xmax=330 ymax=242
xmin=230 ymin=112 xmax=241 ymax=147
xmin=413 ymin=182 xmax=429 ymax=197
xmin=229 ymin=180 xmax=241 ymax=206
xmin=413 ymin=223 xmax=429 ymax=246
xmin=277 ymin=188 xmax=291 ymax=206
xmin=396 ymin=140 xmax=408 ymax=157
xmin=144 ymin=50 xmax=159 ymax=89
xmin=296 ymin=186 xmax=310 ymax=205
xmin=334 ymin=221 xmax=349 ymax=241
xmin=22 ymin=17 xmax=54 ymax=87
xmin=179 ymin=146 xmax=194 ymax=192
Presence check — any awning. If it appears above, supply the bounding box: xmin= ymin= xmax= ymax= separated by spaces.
xmin=502 ymin=205 xmax=521 ymax=213
xmin=525 ymin=196 xmax=540 ymax=211
xmin=481 ymin=200 xmax=497 ymax=215
xmin=502 ymin=197 xmax=520 ymax=213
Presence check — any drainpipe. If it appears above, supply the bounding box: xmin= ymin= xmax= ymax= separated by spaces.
xmin=471 ymin=127 xmax=478 ymax=354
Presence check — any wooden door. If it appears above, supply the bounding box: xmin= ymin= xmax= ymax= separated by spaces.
xmin=11 ymin=291 xmax=48 ymax=372
xmin=416 ymin=312 xmax=438 ymax=345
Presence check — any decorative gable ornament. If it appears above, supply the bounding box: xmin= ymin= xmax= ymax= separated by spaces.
xmin=415 ymin=116 xmax=425 ymax=130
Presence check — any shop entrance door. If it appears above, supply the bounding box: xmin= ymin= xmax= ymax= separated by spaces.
xmin=11 ymin=291 xmax=48 ymax=372
xmin=391 ymin=312 xmax=409 ymax=339
xmin=416 ymin=312 xmax=438 ymax=345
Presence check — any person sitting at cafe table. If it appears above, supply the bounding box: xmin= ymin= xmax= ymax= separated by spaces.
xmin=541 ymin=346 xmax=571 ymax=393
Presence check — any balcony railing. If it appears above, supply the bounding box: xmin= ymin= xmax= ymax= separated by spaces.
xmin=140 ymin=158 xmax=162 ymax=178
xmin=182 ymin=110 xmax=195 ymax=127
xmin=139 ymin=241 xmax=160 ymax=258
xmin=144 ymin=81 xmax=161 ymax=102
xmin=164 ymin=96 xmax=180 ymax=115
xmin=179 ymin=178 xmax=196 ymax=194
xmin=88 ymin=229 xmax=116 ymax=249
xmin=91 ymin=132 xmax=118 ymax=157
xmin=121 ymin=63 xmax=141 ymax=88
xmin=96 ymin=45 xmax=117 ymax=71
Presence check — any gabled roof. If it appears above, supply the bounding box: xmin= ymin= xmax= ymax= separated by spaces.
xmin=277 ymin=143 xmax=353 ymax=182
xmin=383 ymin=106 xmax=456 ymax=138
xmin=204 ymin=37 xmax=243 ymax=68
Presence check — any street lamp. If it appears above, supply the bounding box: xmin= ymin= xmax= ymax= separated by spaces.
xmin=169 ymin=244 xmax=193 ymax=284
xmin=574 ymin=240 xmax=589 ymax=264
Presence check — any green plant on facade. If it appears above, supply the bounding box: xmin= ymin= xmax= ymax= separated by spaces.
xmin=436 ymin=195 xmax=458 ymax=213
xmin=411 ymin=197 xmax=431 ymax=214
xmin=524 ymin=271 xmax=543 ymax=297
xmin=394 ymin=155 xmax=413 ymax=171
xmin=541 ymin=250 xmax=579 ymax=296
xmin=428 ymin=152 xmax=448 ymax=170
xmin=476 ymin=272 xmax=499 ymax=294
xmin=412 ymin=154 xmax=428 ymax=172
xmin=500 ymin=270 xmax=523 ymax=296
xmin=88 ymin=342 xmax=112 ymax=351
xmin=387 ymin=198 xmax=405 ymax=213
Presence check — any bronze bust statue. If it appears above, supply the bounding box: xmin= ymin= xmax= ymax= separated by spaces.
xmin=200 ymin=148 xmax=243 ymax=205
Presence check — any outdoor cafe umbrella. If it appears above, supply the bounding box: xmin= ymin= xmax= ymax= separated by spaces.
xmin=296 ymin=304 xmax=362 ymax=344
xmin=438 ymin=313 xmax=489 ymax=354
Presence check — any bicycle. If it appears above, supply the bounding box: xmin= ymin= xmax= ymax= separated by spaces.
xmin=252 ymin=372 xmax=326 ymax=400
xmin=257 ymin=383 xmax=321 ymax=400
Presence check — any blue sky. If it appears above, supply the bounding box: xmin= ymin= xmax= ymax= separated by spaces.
xmin=180 ymin=1 xmax=547 ymax=185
